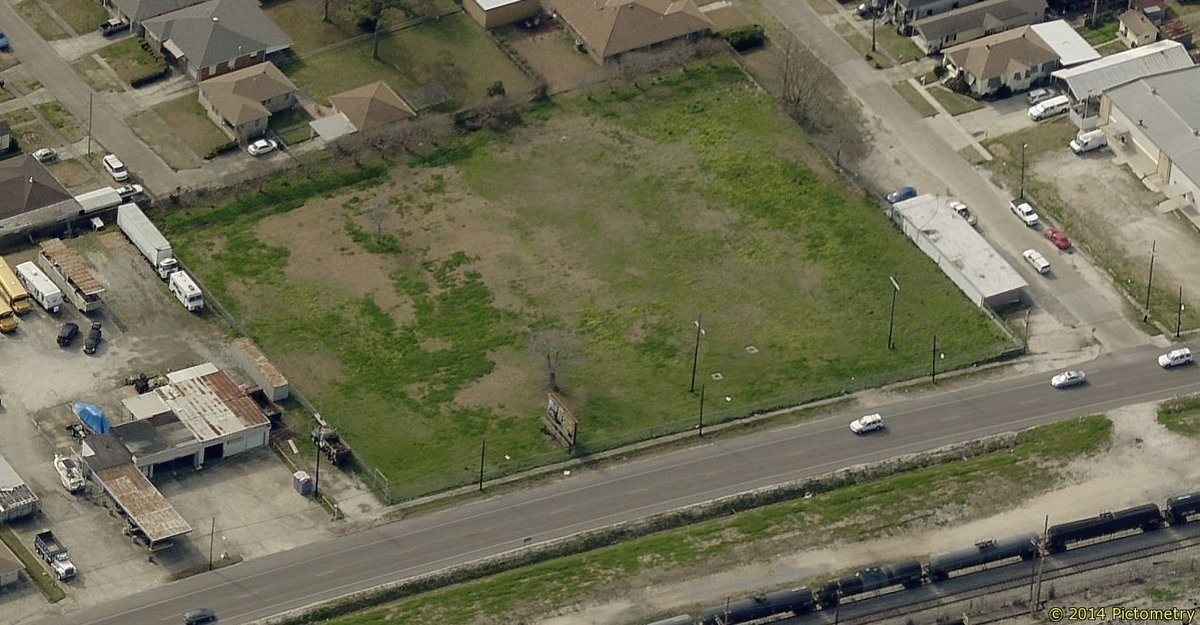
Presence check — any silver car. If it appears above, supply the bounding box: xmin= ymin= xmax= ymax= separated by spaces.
xmin=1050 ymin=370 xmax=1086 ymax=389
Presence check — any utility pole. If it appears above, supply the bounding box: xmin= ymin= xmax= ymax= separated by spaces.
xmin=887 ymin=276 xmax=900 ymax=350
xmin=1144 ymin=240 xmax=1156 ymax=322
xmin=207 ymin=517 xmax=215 ymax=571
xmin=871 ymin=9 xmax=877 ymax=53
xmin=689 ymin=314 xmax=705 ymax=393
xmin=931 ymin=334 xmax=938 ymax=384
xmin=313 ymin=423 xmax=322 ymax=499
xmin=1019 ymin=143 xmax=1028 ymax=200
xmin=87 ymin=93 xmax=93 ymax=156
xmin=698 ymin=384 xmax=706 ymax=437
xmin=478 ymin=438 xmax=486 ymax=491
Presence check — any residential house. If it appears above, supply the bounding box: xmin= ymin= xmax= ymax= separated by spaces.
xmin=549 ymin=0 xmax=712 ymax=64
xmin=108 ymin=0 xmax=205 ymax=28
xmin=1118 ymin=9 xmax=1160 ymax=47
xmin=1051 ymin=39 xmax=1192 ymax=129
xmin=199 ymin=62 xmax=297 ymax=143
xmin=0 ymin=155 xmax=73 ymax=222
xmin=465 ymin=0 xmax=540 ymax=28
xmin=912 ymin=0 xmax=1046 ymax=54
xmin=329 ymin=82 xmax=414 ymax=132
xmin=1100 ymin=65 xmax=1200 ymax=210
xmin=942 ymin=25 xmax=1059 ymax=96
xmin=141 ymin=0 xmax=291 ymax=81
xmin=893 ymin=0 xmax=984 ymax=35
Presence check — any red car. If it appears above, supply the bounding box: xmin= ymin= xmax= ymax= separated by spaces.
xmin=1044 ymin=228 xmax=1071 ymax=250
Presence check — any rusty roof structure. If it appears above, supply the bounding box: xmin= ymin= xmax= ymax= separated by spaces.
xmin=93 ymin=460 xmax=192 ymax=543
xmin=38 ymin=238 xmax=105 ymax=297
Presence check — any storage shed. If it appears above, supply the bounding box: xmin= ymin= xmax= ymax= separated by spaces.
xmin=465 ymin=0 xmax=539 ymax=29
xmin=232 ymin=337 xmax=289 ymax=401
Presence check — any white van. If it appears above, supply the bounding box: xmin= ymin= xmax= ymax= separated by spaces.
xmin=1022 ymin=249 xmax=1051 ymax=274
xmin=102 ymin=154 xmax=129 ymax=181
xmin=1028 ymin=95 xmax=1070 ymax=121
xmin=1069 ymin=128 xmax=1107 ymax=154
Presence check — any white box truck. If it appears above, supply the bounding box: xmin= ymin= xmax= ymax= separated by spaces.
xmin=117 ymin=204 xmax=178 ymax=279
xmin=74 ymin=187 xmax=123 ymax=214
xmin=169 ymin=270 xmax=204 ymax=311
xmin=15 ymin=261 xmax=63 ymax=313
xmin=1069 ymin=128 xmax=1107 ymax=154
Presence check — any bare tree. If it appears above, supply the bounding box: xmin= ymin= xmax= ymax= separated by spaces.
xmin=529 ymin=329 xmax=582 ymax=393
xmin=368 ymin=200 xmax=389 ymax=239
xmin=777 ymin=37 xmax=826 ymax=124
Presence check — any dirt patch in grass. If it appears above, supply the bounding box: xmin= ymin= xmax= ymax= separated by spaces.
xmin=43 ymin=0 xmax=107 ymax=34
xmin=11 ymin=119 xmax=59 ymax=153
xmin=503 ymin=24 xmax=608 ymax=93
xmin=73 ymin=54 xmax=123 ymax=92
xmin=16 ymin=0 xmax=69 ymax=40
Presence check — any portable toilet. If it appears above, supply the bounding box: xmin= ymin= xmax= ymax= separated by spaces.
xmin=292 ymin=471 xmax=312 ymax=496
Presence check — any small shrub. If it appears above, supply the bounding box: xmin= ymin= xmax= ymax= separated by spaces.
xmin=932 ymin=65 xmax=947 ymax=78
xmin=204 ymin=140 xmax=239 ymax=160
xmin=486 ymin=81 xmax=506 ymax=97
xmin=718 ymin=24 xmax=766 ymax=51
xmin=129 ymin=68 xmax=170 ymax=88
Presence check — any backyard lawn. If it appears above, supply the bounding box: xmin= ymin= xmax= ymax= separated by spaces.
xmin=164 ymin=63 xmax=1012 ymax=501
xmin=284 ymin=13 xmax=530 ymax=107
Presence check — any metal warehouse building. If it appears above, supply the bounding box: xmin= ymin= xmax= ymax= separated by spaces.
xmin=0 ymin=452 xmax=39 ymax=522
xmin=115 ymin=363 xmax=271 ymax=478
xmin=891 ymin=194 xmax=1028 ymax=310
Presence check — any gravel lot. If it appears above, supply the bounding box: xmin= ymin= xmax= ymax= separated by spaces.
xmin=1 ymin=231 xmax=334 ymax=625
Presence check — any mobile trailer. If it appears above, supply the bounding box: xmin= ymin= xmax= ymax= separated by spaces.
xmin=0 ymin=257 xmax=32 ymax=314
xmin=117 ymin=204 xmax=178 ymax=279
xmin=36 ymin=239 xmax=105 ymax=313
xmin=15 ymin=261 xmax=64 ymax=313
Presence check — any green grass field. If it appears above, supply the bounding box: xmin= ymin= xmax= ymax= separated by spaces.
xmin=314 ymin=416 xmax=1111 ymax=625
xmin=1157 ymin=395 xmax=1200 ymax=437
xmin=165 ymin=63 xmax=1012 ymax=501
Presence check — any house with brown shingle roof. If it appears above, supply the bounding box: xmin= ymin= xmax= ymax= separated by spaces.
xmin=198 ymin=61 xmax=296 ymax=143
xmin=0 ymin=155 xmax=73 ymax=222
xmin=942 ymin=25 xmax=1060 ymax=96
xmin=550 ymin=0 xmax=713 ymax=63
xmin=328 ymin=81 xmax=414 ymax=132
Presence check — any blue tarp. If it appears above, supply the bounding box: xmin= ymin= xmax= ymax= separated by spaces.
xmin=73 ymin=402 xmax=109 ymax=434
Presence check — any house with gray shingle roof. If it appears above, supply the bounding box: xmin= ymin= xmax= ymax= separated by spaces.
xmin=141 ymin=0 xmax=291 ymax=81
xmin=109 ymin=0 xmax=206 ymax=27
xmin=912 ymin=0 xmax=1045 ymax=54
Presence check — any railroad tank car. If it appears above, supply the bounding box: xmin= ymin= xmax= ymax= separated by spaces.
xmin=645 ymin=616 xmax=694 ymax=625
xmin=699 ymin=587 xmax=815 ymax=625
xmin=926 ymin=533 xmax=1039 ymax=581
xmin=1045 ymin=503 xmax=1162 ymax=553
xmin=1166 ymin=491 xmax=1200 ymax=525
xmin=817 ymin=559 xmax=924 ymax=607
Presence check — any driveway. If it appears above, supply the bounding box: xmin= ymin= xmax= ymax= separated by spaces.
xmin=759 ymin=0 xmax=1148 ymax=353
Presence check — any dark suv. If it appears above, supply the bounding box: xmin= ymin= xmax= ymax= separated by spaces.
xmin=57 ymin=322 xmax=79 ymax=347
xmin=183 ymin=609 xmax=216 ymax=624
xmin=83 ymin=322 xmax=102 ymax=355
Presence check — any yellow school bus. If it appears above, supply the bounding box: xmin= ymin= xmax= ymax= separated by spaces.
xmin=0 ymin=298 xmax=16 ymax=333
xmin=0 ymin=258 xmax=32 ymax=314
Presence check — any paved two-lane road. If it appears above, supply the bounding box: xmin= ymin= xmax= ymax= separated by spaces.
xmin=29 ymin=344 xmax=1200 ymax=625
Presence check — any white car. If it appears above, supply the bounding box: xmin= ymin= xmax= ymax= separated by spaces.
xmin=33 ymin=147 xmax=58 ymax=163
xmin=1009 ymin=199 xmax=1040 ymax=227
xmin=102 ymin=153 xmax=128 ymax=181
xmin=949 ymin=200 xmax=976 ymax=226
xmin=1027 ymin=87 xmax=1056 ymax=106
xmin=1050 ymin=370 xmax=1086 ymax=388
xmin=115 ymin=183 xmax=144 ymax=200
xmin=1158 ymin=347 xmax=1194 ymax=368
xmin=1022 ymin=249 xmax=1050 ymax=274
xmin=850 ymin=413 xmax=884 ymax=434
xmin=247 ymin=138 xmax=278 ymax=156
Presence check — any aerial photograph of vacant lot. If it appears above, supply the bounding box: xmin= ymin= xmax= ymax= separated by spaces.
xmin=161 ymin=64 xmax=1012 ymax=500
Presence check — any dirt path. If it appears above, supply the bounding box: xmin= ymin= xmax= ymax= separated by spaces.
xmin=535 ymin=401 xmax=1199 ymax=625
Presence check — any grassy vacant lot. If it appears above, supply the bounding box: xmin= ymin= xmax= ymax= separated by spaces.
xmin=928 ymin=85 xmax=983 ymax=115
xmin=319 ymin=417 xmax=1111 ymax=625
xmin=43 ymin=0 xmax=107 ymax=34
xmin=166 ymin=63 xmax=1010 ymax=500
xmin=98 ymin=38 xmax=167 ymax=85
xmin=285 ymin=13 xmax=529 ymax=108
xmin=16 ymin=0 xmax=68 ymax=40
xmin=1157 ymin=396 xmax=1200 ymax=438
xmin=129 ymin=95 xmax=229 ymax=169
xmin=893 ymin=80 xmax=936 ymax=117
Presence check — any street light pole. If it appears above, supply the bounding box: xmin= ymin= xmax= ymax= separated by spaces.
xmin=689 ymin=314 xmax=705 ymax=393
xmin=698 ymin=384 xmax=706 ymax=437
xmin=1144 ymin=240 xmax=1156 ymax=322
xmin=1019 ymin=143 xmax=1028 ymax=200
xmin=207 ymin=517 xmax=215 ymax=571
xmin=887 ymin=276 xmax=900 ymax=350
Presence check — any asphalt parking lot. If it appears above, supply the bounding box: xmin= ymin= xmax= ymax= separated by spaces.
xmin=1 ymin=231 xmax=334 ymax=624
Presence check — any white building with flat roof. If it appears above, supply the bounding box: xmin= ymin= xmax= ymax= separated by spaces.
xmin=891 ymin=195 xmax=1028 ymax=309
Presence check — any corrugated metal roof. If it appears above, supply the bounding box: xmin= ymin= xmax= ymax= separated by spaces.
xmin=1106 ymin=66 xmax=1200 ymax=195
xmin=0 ymin=453 xmax=38 ymax=518
xmin=154 ymin=367 xmax=269 ymax=442
xmin=38 ymin=238 xmax=105 ymax=296
xmin=94 ymin=462 xmax=191 ymax=543
xmin=1052 ymin=39 xmax=1191 ymax=99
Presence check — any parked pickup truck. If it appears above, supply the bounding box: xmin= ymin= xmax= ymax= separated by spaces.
xmin=99 ymin=17 xmax=129 ymax=36
xmin=1009 ymin=198 xmax=1040 ymax=227
xmin=35 ymin=530 xmax=77 ymax=580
